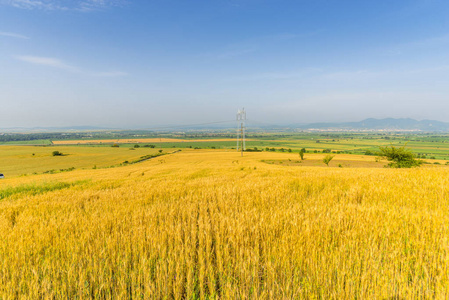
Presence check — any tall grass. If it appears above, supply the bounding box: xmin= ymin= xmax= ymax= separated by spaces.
xmin=1 ymin=150 xmax=449 ymax=298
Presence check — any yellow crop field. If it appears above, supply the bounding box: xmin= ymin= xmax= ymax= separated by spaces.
xmin=52 ymin=138 xmax=243 ymax=145
xmin=0 ymin=146 xmax=163 ymax=177
xmin=1 ymin=149 xmax=449 ymax=298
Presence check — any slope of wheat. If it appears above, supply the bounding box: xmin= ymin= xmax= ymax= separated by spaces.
xmin=1 ymin=150 xmax=448 ymax=298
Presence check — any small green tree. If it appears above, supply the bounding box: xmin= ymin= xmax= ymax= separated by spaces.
xmin=323 ymin=154 xmax=334 ymax=167
xmin=378 ymin=145 xmax=421 ymax=168
xmin=52 ymin=151 xmax=63 ymax=156
xmin=299 ymin=149 xmax=305 ymax=160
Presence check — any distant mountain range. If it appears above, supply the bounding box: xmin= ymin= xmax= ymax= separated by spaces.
xmin=2 ymin=118 xmax=449 ymax=133
xmin=296 ymin=118 xmax=449 ymax=131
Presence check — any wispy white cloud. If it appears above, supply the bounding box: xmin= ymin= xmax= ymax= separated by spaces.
xmin=78 ymin=0 xmax=125 ymax=12
xmin=1 ymin=0 xmax=124 ymax=11
xmin=3 ymin=0 xmax=63 ymax=10
xmin=16 ymin=55 xmax=76 ymax=72
xmin=16 ymin=55 xmax=79 ymax=71
xmin=15 ymin=55 xmax=127 ymax=77
xmin=0 ymin=31 xmax=29 ymax=39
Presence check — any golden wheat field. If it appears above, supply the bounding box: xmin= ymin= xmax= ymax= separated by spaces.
xmin=52 ymin=138 xmax=243 ymax=145
xmin=1 ymin=148 xmax=449 ymax=298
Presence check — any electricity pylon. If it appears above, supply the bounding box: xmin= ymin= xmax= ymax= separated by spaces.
xmin=236 ymin=108 xmax=246 ymax=156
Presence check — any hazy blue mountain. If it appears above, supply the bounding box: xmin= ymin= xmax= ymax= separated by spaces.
xmin=297 ymin=118 xmax=449 ymax=131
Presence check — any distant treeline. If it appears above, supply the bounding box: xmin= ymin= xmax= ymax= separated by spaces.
xmin=0 ymin=133 xmax=69 ymax=142
xmin=0 ymin=131 xmax=158 ymax=142
xmin=0 ymin=131 xmax=269 ymax=142
xmin=0 ymin=133 xmax=90 ymax=142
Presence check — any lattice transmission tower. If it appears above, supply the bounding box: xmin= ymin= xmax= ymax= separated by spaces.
xmin=236 ymin=108 xmax=246 ymax=156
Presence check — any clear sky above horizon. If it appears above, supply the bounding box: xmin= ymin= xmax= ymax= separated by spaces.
xmin=1 ymin=0 xmax=449 ymax=128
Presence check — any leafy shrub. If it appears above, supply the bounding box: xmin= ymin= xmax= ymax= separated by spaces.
xmin=245 ymin=147 xmax=262 ymax=152
xmin=299 ymin=149 xmax=305 ymax=160
xmin=323 ymin=155 xmax=334 ymax=166
xmin=378 ymin=145 xmax=421 ymax=168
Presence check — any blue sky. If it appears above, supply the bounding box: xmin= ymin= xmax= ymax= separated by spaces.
xmin=1 ymin=0 xmax=449 ymax=128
